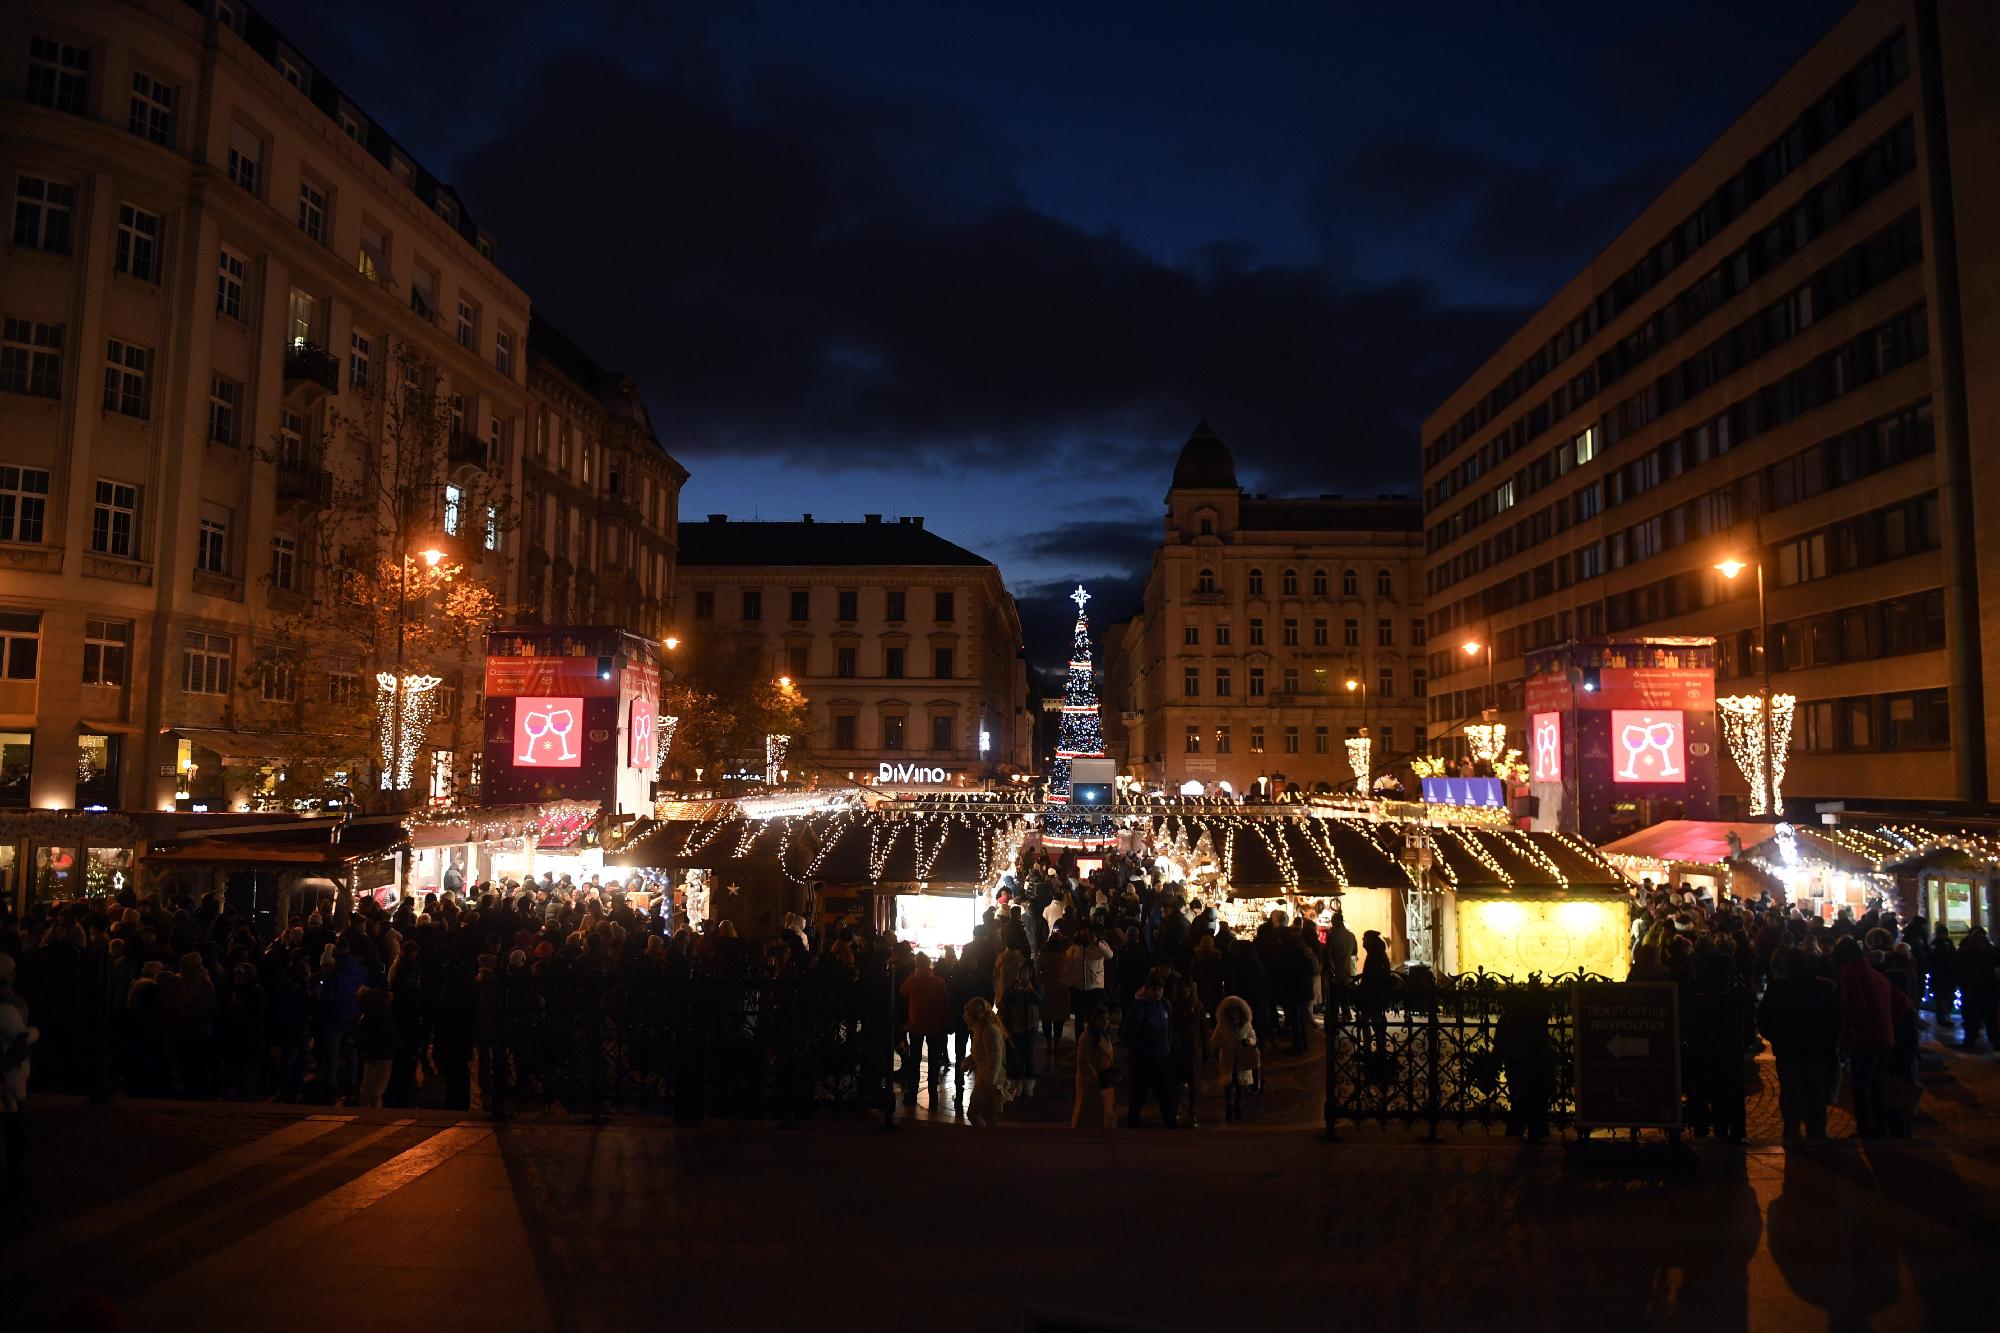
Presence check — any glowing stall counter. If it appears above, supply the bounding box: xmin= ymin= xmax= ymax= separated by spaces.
xmin=896 ymin=892 xmax=987 ymax=959
xmin=1453 ymin=898 xmax=1629 ymax=981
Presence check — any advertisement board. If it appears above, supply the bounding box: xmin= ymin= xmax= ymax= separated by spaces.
xmin=1530 ymin=711 xmax=1562 ymax=782
xmin=1572 ymin=980 xmax=1683 ymax=1130
xmin=1421 ymin=776 xmax=1506 ymax=807
xmin=1609 ymin=709 xmax=1685 ymax=784
xmin=513 ymin=697 xmax=585 ymax=768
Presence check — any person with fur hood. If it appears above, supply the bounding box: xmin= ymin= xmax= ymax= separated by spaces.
xmin=1210 ymin=994 xmax=1260 ymax=1124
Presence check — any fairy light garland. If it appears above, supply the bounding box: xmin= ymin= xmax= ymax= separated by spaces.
xmin=1464 ymin=723 xmax=1507 ymax=766
xmin=867 ymin=820 xmax=904 ymax=882
xmin=1248 ymin=820 xmax=1299 ymax=890
xmin=1297 ymin=818 xmax=1350 ymax=891
xmin=764 ymin=733 xmax=789 ymax=785
xmin=1500 ymin=828 xmax=1568 ymax=891
xmin=681 ymin=812 xmax=738 ymax=858
xmin=654 ymin=715 xmax=680 ymax=776
xmin=1717 ymin=694 xmax=1798 ymax=815
xmin=1345 ymin=736 xmax=1371 ymax=789
xmin=374 ymin=672 xmax=443 ymax=791
xmin=1442 ymin=825 xmax=1512 ymax=888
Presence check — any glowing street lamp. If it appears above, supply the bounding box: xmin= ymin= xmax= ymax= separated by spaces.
xmin=1716 ymin=552 xmax=1778 ymax=816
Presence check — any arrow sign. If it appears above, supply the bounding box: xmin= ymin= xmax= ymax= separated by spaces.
xmin=1606 ymin=1036 xmax=1649 ymax=1059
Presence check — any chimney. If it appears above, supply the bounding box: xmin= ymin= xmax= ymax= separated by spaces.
xmin=802 ymin=513 xmax=813 ymax=523
xmin=909 ymin=516 xmax=924 ymax=529
xmin=706 ymin=514 xmax=727 ymax=524
xmin=864 ymin=514 xmax=882 ymax=524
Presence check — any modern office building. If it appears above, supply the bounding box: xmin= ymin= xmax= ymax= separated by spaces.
xmin=1104 ymin=423 xmax=1428 ymax=796
xmin=1420 ymin=2 xmax=2000 ymax=815
xmin=673 ymin=515 xmax=1032 ymax=783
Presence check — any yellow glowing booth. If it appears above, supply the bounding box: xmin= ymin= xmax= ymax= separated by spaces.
xmin=1450 ymin=897 xmax=1630 ymax=980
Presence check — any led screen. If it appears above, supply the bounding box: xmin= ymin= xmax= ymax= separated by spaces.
xmin=1610 ymin=709 xmax=1685 ymax=784
xmin=513 ymin=697 xmax=584 ymax=768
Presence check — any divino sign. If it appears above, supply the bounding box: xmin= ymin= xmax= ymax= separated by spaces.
xmin=878 ymin=762 xmax=952 ymax=784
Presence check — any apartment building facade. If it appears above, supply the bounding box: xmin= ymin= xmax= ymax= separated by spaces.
xmin=1420 ymin=2 xmax=2000 ymax=814
xmin=673 ymin=516 xmax=1032 ymax=782
xmin=0 ymin=0 xmax=545 ymax=816
xmin=518 ymin=316 xmax=686 ymax=643
xmin=1105 ymin=423 xmax=1428 ymax=796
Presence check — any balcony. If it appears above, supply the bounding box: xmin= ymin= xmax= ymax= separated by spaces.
xmin=283 ymin=341 xmax=340 ymax=396
xmin=1187 ymin=591 xmax=1224 ymax=606
xmin=448 ymin=432 xmax=489 ymax=471
xmin=276 ymin=463 xmax=333 ymax=506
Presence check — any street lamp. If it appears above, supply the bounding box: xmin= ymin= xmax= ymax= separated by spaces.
xmin=1460 ymin=638 xmax=1495 ymax=716
xmin=1715 ymin=552 xmax=1776 ymax=817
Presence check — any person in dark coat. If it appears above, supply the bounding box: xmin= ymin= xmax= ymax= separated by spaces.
xmin=1955 ymin=927 xmax=1998 ymax=1051
xmin=1496 ymin=984 xmax=1555 ymax=1142
xmin=1757 ymin=946 xmax=1839 ymax=1139
xmin=1121 ymin=975 xmax=1176 ymax=1128
xmin=1836 ymin=935 xmax=1903 ymax=1138
xmin=1687 ymin=948 xmax=1748 ymax=1142
xmin=1927 ymin=922 xmax=1957 ymax=1028
xmin=432 ymin=956 xmax=477 ymax=1111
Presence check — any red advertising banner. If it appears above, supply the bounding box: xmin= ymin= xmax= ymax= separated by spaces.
xmin=1610 ymin=709 xmax=1686 ymax=784
xmin=484 ymin=656 xmax=617 ymax=698
xmin=629 ymin=695 xmax=656 ymax=770
xmin=1597 ymin=667 xmax=1713 ymax=711
xmin=513 ymin=697 xmax=585 ymax=768
xmin=1524 ymin=672 xmax=1572 ymax=713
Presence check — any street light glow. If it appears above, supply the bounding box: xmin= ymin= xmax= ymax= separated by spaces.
xmin=1461 ymin=640 xmax=1483 ymax=656
xmin=663 ymin=636 xmax=680 ymax=650
xmin=777 ymin=675 xmax=793 ymax=689
xmin=420 ymin=548 xmax=445 ymax=568
xmin=1344 ymin=677 xmax=1360 ymax=692
xmin=1714 ymin=558 xmax=1747 ymax=579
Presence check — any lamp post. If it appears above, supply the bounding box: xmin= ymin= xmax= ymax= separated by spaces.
xmin=1715 ymin=553 xmax=1774 ymax=818
xmin=1344 ymin=671 xmax=1369 ymax=794
xmin=387 ymin=547 xmax=445 ymax=801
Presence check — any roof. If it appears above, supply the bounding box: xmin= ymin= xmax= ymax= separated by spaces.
xmin=678 ymin=517 xmax=995 ymax=568
xmin=1170 ymin=419 xmax=1239 ymax=490
xmin=142 ymin=820 xmax=406 ymax=868
xmin=527 ymin=315 xmax=680 ymax=469
xmin=1239 ymin=497 xmax=1422 ymax=533
xmin=1598 ymin=820 xmax=1784 ymax=866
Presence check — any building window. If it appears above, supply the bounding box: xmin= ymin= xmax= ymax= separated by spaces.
xmin=882 ymin=715 xmax=905 ymax=751
xmin=1184 ymin=622 xmax=1200 ymax=646
xmin=287 ymin=288 xmax=318 ymax=348
xmin=1283 ymin=667 xmax=1299 ymax=693
xmin=196 ymin=510 xmax=229 ymax=574
xmin=483 ymin=505 xmax=500 ymax=552
xmin=1314 ymin=726 xmax=1330 ymax=754
xmin=26 ymin=36 xmax=91 ymax=114
xmin=836 ymin=646 xmax=857 ymax=677
xmin=1312 ymin=618 xmax=1329 ymax=647
xmin=1380 ymin=727 xmax=1396 ymax=753
xmin=934 ymin=589 xmax=956 ymax=622
xmin=90 ymin=480 xmax=137 ymax=557
xmin=277 ymin=49 xmax=309 ymax=91
xmin=886 ymin=590 xmax=906 ymax=621
xmin=270 ymin=532 xmax=297 ymax=591
xmin=1377 ymin=618 xmax=1394 ymax=646
xmin=328 ymin=667 xmax=364 ymax=708
xmin=1495 ymin=480 xmax=1515 ymax=512
xmin=1411 ymin=618 xmax=1426 ymax=646
xmin=1249 ymin=667 xmax=1265 ymax=697
xmin=1283 ymin=618 xmax=1299 ymax=647
xmin=349 ymin=331 xmax=372 ymax=389
xmin=216 ymin=247 xmax=247 ymax=320
xmin=1413 ymin=668 xmax=1427 ymax=698
xmin=834 ymin=715 xmax=857 ymax=749
xmin=457 ymin=300 xmax=477 ymax=350
xmin=115 ymin=205 xmax=162 ymax=282
xmin=1378 ymin=667 xmax=1395 ymax=698
xmin=0 ymin=611 xmax=38 ymax=681
xmin=337 ymin=103 xmax=366 ymax=142
xmin=1284 ymin=726 xmax=1300 ymax=754
xmin=885 ymin=647 xmax=905 ymax=679
xmin=1198 ymin=517 xmax=1213 ymax=535
xmin=1185 ymin=726 xmax=1200 ymax=754
xmin=1574 ymin=425 xmax=1597 ymax=466
xmin=1343 ymin=618 xmax=1360 ymax=648
xmin=1196 ymin=568 xmax=1215 ymax=594
xmin=227 ymin=124 xmax=261 ymax=194
xmin=0 ymin=466 xmax=51 ymax=543
xmin=931 ymin=715 xmax=952 ymax=751
xmin=837 ymin=590 xmax=859 ymax=621
xmin=260 ymin=660 xmax=298 ymax=703
xmin=296 ymin=179 xmax=327 ymax=242
xmin=1216 ymin=726 xmax=1231 ymax=754
xmin=276 ymin=410 xmax=306 ymax=467
xmin=182 ymin=631 xmax=231 ymax=694
xmin=207 ymin=374 xmax=241 ymax=445
xmin=1343 ymin=568 xmax=1359 ymax=596
xmin=1216 ymin=668 xmax=1232 ymax=697
xmin=740 ymin=589 xmax=761 ymax=621
xmin=13 ymin=174 xmax=74 ymax=253
xmin=1215 ymin=623 xmax=1231 ymax=646
xmin=789 ymin=589 xmax=810 ymax=621
xmin=1312 ymin=569 xmax=1328 ymax=595
xmin=1248 ymin=568 xmax=1264 ymax=595
xmin=1282 ymin=568 xmax=1299 ymax=595
xmin=82 ymin=618 xmax=129 ymax=685
xmin=103 ymin=340 xmax=151 ymax=418
xmin=1249 ymin=618 xmax=1264 ymax=646
xmin=495 ymin=329 xmax=513 ymax=376
xmin=1249 ymin=726 xmax=1265 ymax=754
xmin=787 ymin=644 xmax=809 ymax=679
xmin=1183 ymin=666 xmax=1200 ymax=697
xmin=692 ymin=590 xmax=715 ymax=620
xmin=1377 ymin=568 xmax=1394 ymax=596
xmin=934 ymin=647 xmax=954 ymax=678
xmin=0 ymin=319 xmax=63 ymax=398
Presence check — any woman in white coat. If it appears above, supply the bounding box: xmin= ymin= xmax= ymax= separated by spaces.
xmin=1210 ymin=994 xmax=1260 ymax=1124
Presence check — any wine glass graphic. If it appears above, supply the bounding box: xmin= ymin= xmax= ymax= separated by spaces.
xmin=547 ymin=708 xmax=577 ymax=762
xmin=1646 ymin=721 xmax=1681 ymax=777
xmin=1617 ymin=724 xmax=1650 ymax=779
xmin=1534 ymin=720 xmax=1559 ymax=779
xmin=519 ymin=709 xmax=552 ymax=764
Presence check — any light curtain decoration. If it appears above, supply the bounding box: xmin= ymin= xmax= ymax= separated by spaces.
xmin=654 ymin=714 xmax=680 ymax=776
xmin=1717 ymin=693 xmax=1797 ymax=815
xmin=1345 ymin=735 xmax=1371 ymax=789
xmin=1465 ymin=722 xmax=1507 ymax=766
xmin=764 ymin=733 xmax=790 ymax=785
xmin=375 ymin=672 xmax=443 ymax=791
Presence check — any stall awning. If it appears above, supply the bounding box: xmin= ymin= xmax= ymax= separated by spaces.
xmin=1598 ymin=820 xmax=1784 ymax=867
xmin=81 ymin=717 xmax=144 ymax=735
xmin=174 ymin=728 xmax=345 ymax=761
xmin=142 ymin=820 xmax=405 ymax=868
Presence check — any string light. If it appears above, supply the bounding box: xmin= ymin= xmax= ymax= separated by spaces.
xmin=1717 ymin=694 xmax=1797 ymax=815
xmin=654 ymin=715 xmax=680 ymax=775
xmin=1464 ymin=723 xmax=1507 ymax=766
xmin=1500 ymin=828 xmax=1568 ymax=891
xmin=1247 ymin=820 xmax=1299 ymax=889
xmin=681 ymin=812 xmax=738 ymax=857
xmin=1345 ymin=736 xmax=1371 ymax=789
xmin=1360 ymin=820 xmax=1424 ymax=888
xmin=867 ymin=819 xmax=904 ymax=881
xmin=764 ymin=733 xmax=789 ymax=785
xmin=1441 ymin=825 xmax=1512 ymax=888
xmin=1044 ymin=584 xmax=1117 ymax=849
xmin=375 ymin=672 xmax=442 ymax=791
xmin=1297 ymin=818 xmax=1350 ymax=891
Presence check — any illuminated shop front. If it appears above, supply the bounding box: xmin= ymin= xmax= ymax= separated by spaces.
xmin=1450 ymin=897 xmax=1630 ymax=981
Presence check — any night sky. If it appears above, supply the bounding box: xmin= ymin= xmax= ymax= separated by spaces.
xmin=258 ymin=0 xmax=1851 ymax=678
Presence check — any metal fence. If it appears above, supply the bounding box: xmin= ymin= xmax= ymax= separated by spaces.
xmin=492 ymin=968 xmax=896 ymax=1125
xmin=1324 ymin=971 xmax=1604 ymax=1135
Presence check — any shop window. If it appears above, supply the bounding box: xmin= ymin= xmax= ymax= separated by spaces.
xmin=77 ymin=734 xmax=120 ymax=807
xmin=34 ymin=844 xmax=76 ymax=900
xmin=0 ymin=730 xmax=30 ymax=806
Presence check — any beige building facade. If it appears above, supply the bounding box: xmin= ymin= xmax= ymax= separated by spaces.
xmin=1105 ymin=424 xmax=1428 ymax=796
xmin=1420 ymin=1 xmax=2000 ymax=814
xmin=674 ymin=516 xmax=1031 ymax=782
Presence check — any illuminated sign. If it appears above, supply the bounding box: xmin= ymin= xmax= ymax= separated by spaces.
xmin=1531 ymin=711 xmax=1562 ymax=782
xmin=514 ymin=697 xmax=583 ymax=767
xmin=1420 ymin=777 xmax=1506 ymax=807
xmin=1611 ymin=710 xmax=1685 ymax=784
xmin=878 ymin=761 xmax=951 ymax=784
xmin=629 ymin=696 xmax=656 ymax=770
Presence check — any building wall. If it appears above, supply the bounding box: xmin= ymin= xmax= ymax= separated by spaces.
xmin=1111 ymin=485 xmax=1429 ymax=796
xmin=0 ymin=0 xmax=531 ymax=810
xmin=1419 ymin=2 xmax=2000 ymax=812
xmin=675 ymin=541 xmax=1029 ymax=778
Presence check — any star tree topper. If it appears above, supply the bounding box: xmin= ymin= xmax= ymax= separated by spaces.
xmin=1070 ymin=584 xmax=1090 ymax=613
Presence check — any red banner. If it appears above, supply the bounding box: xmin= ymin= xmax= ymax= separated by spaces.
xmin=484 ymin=656 xmax=617 ymax=698
xmin=1598 ymin=668 xmax=1713 ymax=711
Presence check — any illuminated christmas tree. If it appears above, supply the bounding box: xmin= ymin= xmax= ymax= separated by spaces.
xmin=1044 ymin=585 xmax=1117 ymax=849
